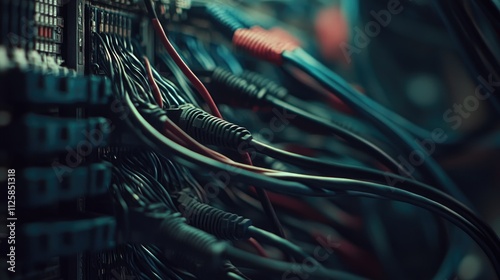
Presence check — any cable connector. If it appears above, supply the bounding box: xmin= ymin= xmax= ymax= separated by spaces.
xmin=233 ymin=26 xmax=300 ymax=64
xmin=205 ymin=67 xmax=288 ymax=107
xmin=177 ymin=192 xmax=252 ymax=240
xmin=210 ymin=67 xmax=267 ymax=105
xmin=114 ymin=190 xmax=227 ymax=275
xmin=165 ymin=104 xmax=253 ymax=149
xmin=158 ymin=212 xmax=227 ymax=270
xmin=239 ymin=70 xmax=289 ymax=100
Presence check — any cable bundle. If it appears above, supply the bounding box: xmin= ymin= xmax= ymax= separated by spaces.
xmin=80 ymin=2 xmax=500 ymax=280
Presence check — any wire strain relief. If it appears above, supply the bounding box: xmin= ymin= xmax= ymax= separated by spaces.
xmin=240 ymin=70 xmax=289 ymax=100
xmin=159 ymin=212 xmax=227 ymax=273
xmin=177 ymin=192 xmax=252 ymax=240
xmin=232 ymin=26 xmax=300 ymax=64
xmin=210 ymin=67 xmax=268 ymax=106
xmin=166 ymin=103 xmax=253 ymax=149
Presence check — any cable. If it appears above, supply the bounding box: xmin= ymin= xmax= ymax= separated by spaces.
xmin=227 ymin=272 xmax=246 ymax=280
xmin=159 ymin=53 xmax=200 ymax=105
xmin=143 ymin=0 xmax=223 ymax=118
xmin=224 ymin=246 xmax=367 ymax=280
xmin=248 ymin=237 xmax=269 ymax=258
xmin=248 ymin=226 xmax=311 ymax=261
xmin=266 ymin=95 xmax=405 ymax=174
xmin=143 ymin=56 xmax=164 ymax=108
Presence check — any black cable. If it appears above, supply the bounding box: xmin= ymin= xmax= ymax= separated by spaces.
xmin=159 ymin=53 xmax=201 ymax=105
xmin=227 ymin=272 xmax=246 ymax=280
xmin=253 ymin=186 xmax=288 ymax=240
xmin=265 ymin=95 xmax=406 ymax=175
xmin=251 ymin=138 xmax=394 ymax=177
xmin=224 ymin=246 xmax=367 ymax=280
xmin=248 ymin=226 xmax=311 ymax=261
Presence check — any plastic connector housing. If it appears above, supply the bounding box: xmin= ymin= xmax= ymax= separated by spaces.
xmin=177 ymin=192 xmax=252 ymax=240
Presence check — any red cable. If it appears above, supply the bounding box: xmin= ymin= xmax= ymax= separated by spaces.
xmin=313 ymin=232 xmax=384 ymax=279
xmin=151 ymin=19 xmax=223 ymax=118
xmin=248 ymin=237 xmax=269 ymax=258
xmin=143 ymin=56 xmax=163 ymax=108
